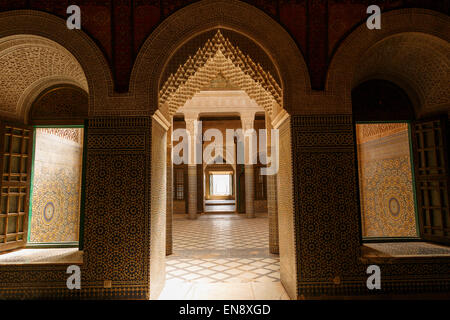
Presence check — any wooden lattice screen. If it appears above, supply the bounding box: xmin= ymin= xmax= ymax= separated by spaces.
xmin=412 ymin=118 xmax=450 ymax=244
xmin=0 ymin=123 xmax=33 ymax=252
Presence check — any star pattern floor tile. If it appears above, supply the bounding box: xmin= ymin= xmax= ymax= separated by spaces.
xmin=167 ymin=213 xmax=280 ymax=283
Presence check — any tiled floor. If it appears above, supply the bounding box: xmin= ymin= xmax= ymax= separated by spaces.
xmin=159 ymin=213 xmax=289 ymax=300
xmin=172 ymin=214 xmax=268 ymax=251
xmin=166 ymin=257 xmax=280 ymax=283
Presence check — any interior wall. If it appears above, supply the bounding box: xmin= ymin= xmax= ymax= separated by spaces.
xmin=291 ymin=115 xmax=363 ymax=298
xmin=81 ymin=117 xmax=153 ymax=299
xmin=356 ymin=123 xmax=417 ymax=238
xmin=29 ymin=128 xmax=83 ymax=243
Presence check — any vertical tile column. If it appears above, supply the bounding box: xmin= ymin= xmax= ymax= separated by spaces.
xmin=291 ymin=114 xmax=360 ymax=298
xmin=267 ymin=173 xmax=279 ymax=253
xmin=83 ymin=117 xmax=153 ymax=299
xmin=185 ymin=114 xmax=199 ymax=220
xmin=187 ymin=165 xmax=197 ymax=219
xmin=241 ymin=112 xmax=256 ymax=218
xmin=244 ymin=165 xmax=255 ymax=218
xmin=166 ymin=124 xmax=173 ymax=255
xmin=273 ymin=113 xmax=297 ymax=299
xmin=266 ymin=115 xmax=279 ymax=253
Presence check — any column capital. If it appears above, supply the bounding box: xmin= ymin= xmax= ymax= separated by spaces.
xmin=240 ymin=111 xmax=256 ymax=132
xmin=184 ymin=112 xmax=200 ymax=137
xmin=184 ymin=112 xmax=201 ymax=165
xmin=184 ymin=111 xmax=199 ymax=122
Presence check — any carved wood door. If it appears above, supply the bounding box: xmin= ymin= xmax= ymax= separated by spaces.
xmin=412 ymin=118 xmax=450 ymax=244
xmin=0 ymin=122 xmax=33 ymax=252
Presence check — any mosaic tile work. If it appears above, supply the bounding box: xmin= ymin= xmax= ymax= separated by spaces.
xmin=166 ymin=213 xmax=280 ymax=284
xmin=29 ymin=128 xmax=83 ymax=243
xmin=356 ymin=124 xmax=417 ymax=237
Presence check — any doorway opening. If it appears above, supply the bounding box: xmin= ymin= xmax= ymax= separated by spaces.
xmin=155 ymin=29 xmax=292 ymax=299
xmin=210 ymin=172 xmax=232 ymax=197
xmin=205 ymin=166 xmax=235 ymax=213
xmin=149 ymin=27 xmax=296 ymax=300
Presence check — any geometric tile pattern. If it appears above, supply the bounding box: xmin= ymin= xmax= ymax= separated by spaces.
xmin=166 ymin=257 xmax=280 ymax=283
xmin=292 ymin=115 xmax=450 ymax=297
xmin=167 ymin=213 xmax=280 ymax=283
xmin=357 ymin=124 xmax=417 ymax=237
xmin=82 ymin=117 xmax=152 ymax=298
xmin=29 ymin=128 xmax=83 ymax=243
xmin=291 ymin=115 xmax=362 ymax=296
xmin=172 ymin=214 xmax=268 ymax=250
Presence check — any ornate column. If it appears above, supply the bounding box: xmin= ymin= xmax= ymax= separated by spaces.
xmin=166 ymin=123 xmax=173 ymax=255
xmin=185 ymin=113 xmax=199 ymax=220
xmin=266 ymin=115 xmax=279 ymax=254
xmin=241 ymin=112 xmax=256 ymax=218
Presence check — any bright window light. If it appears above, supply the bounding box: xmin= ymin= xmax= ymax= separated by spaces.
xmin=210 ymin=174 xmax=232 ymax=196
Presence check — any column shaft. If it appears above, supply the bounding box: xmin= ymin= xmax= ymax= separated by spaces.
xmin=267 ymin=174 xmax=279 ymax=253
xmin=245 ymin=164 xmax=255 ymax=218
xmin=188 ymin=165 xmax=198 ymax=219
xmin=166 ymin=133 xmax=173 ymax=255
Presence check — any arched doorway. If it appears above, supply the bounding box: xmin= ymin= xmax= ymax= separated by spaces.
xmin=131 ymin=0 xmax=311 ymax=299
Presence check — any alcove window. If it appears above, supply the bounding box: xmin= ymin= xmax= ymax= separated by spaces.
xmin=27 ymin=127 xmax=84 ymax=246
xmin=356 ymin=122 xmax=418 ymax=239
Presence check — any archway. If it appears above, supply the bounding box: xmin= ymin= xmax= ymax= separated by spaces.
xmin=0 ymin=10 xmax=120 ymax=299
xmin=326 ymin=8 xmax=450 ymax=117
xmin=331 ymin=9 xmax=450 ymax=247
xmin=131 ymin=0 xmax=310 ymax=300
xmin=0 ymin=10 xmax=113 ymax=119
xmin=315 ymin=8 xmax=450 ymax=297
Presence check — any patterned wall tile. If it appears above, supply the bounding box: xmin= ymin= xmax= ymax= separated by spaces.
xmin=29 ymin=128 xmax=83 ymax=243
